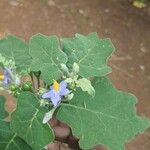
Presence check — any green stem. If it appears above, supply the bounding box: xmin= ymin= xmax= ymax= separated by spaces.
xmin=29 ymin=71 xmax=35 ymax=89
xmin=34 ymin=71 xmax=41 ymax=89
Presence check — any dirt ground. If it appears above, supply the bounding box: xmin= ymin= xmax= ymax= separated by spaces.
xmin=0 ymin=0 xmax=150 ymax=150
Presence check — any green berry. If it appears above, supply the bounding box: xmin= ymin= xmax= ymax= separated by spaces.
xmin=22 ymin=82 xmax=32 ymax=91
xmin=9 ymin=84 xmax=17 ymax=91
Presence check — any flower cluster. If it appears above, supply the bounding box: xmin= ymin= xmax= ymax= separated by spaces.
xmin=41 ymin=63 xmax=94 ymax=108
xmin=0 ymin=55 xmax=94 ymax=124
xmin=0 ymin=55 xmax=20 ymax=88
xmin=0 ymin=68 xmax=20 ymax=87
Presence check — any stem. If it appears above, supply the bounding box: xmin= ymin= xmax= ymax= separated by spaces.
xmin=34 ymin=71 xmax=41 ymax=89
xmin=37 ymin=77 xmax=40 ymax=89
xmin=44 ymin=81 xmax=46 ymax=88
xmin=29 ymin=71 xmax=35 ymax=89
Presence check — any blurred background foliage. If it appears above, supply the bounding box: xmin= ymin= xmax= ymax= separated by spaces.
xmin=133 ymin=0 xmax=150 ymax=8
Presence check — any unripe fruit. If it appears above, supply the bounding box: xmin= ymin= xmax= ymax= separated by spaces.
xmin=9 ymin=84 xmax=17 ymax=91
xmin=22 ymin=82 xmax=32 ymax=91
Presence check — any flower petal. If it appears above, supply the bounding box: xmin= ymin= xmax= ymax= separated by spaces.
xmin=3 ymin=77 xmax=11 ymax=85
xmin=42 ymin=91 xmax=52 ymax=99
xmin=59 ymin=81 xmax=67 ymax=90
xmin=59 ymin=88 xmax=70 ymax=96
xmin=4 ymin=69 xmax=12 ymax=78
xmin=59 ymin=81 xmax=70 ymax=95
xmin=2 ymin=69 xmax=12 ymax=85
xmin=50 ymin=93 xmax=61 ymax=107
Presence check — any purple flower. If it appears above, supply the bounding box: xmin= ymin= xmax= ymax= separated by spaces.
xmin=42 ymin=80 xmax=70 ymax=107
xmin=0 ymin=68 xmax=12 ymax=86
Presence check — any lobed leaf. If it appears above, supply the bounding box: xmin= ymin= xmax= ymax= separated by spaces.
xmin=0 ymin=95 xmax=8 ymax=119
xmin=0 ymin=35 xmax=31 ymax=72
xmin=56 ymin=77 xmax=150 ymax=150
xmin=29 ymin=34 xmax=68 ymax=85
xmin=11 ymin=92 xmax=54 ymax=150
xmin=62 ymin=33 xmax=115 ymax=78
xmin=0 ymin=96 xmax=31 ymax=150
xmin=0 ymin=121 xmax=32 ymax=150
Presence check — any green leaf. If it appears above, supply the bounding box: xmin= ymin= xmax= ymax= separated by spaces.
xmin=0 ymin=35 xmax=31 ymax=72
xmin=62 ymin=33 xmax=115 ymax=78
xmin=0 ymin=121 xmax=32 ymax=150
xmin=29 ymin=34 xmax=68 ymax=85
xmin=11 ymin=92 xmax=54 ymax=150
xmin=0 ymin=95 xmax=8 ymax=119
xmin=56 ymin=78 xmax=150 ymax=150
xmin=77 ymin=78 xmax=95 ymax=97
xmin=0 ymin=96 xmax=31 ymax=150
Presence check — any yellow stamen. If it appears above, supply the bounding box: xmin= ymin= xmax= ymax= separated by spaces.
xmin=0 ymin=75 xmax=5 ymax=81
xmin=53 ymin=80 xmax=59 ymax=92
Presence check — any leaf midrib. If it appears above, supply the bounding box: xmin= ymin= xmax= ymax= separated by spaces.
xmin=61 ymin=103 xmax=127 ymax=121
xmin=31 ymin=36 xmax=63 ymax=76
xmin=5 ymin=133 xmax=17 ymax=150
